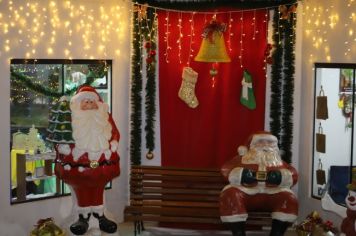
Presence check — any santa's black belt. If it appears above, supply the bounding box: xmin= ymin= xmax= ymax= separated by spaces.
xmin=55 ymin=159 xmax=118 ymax=169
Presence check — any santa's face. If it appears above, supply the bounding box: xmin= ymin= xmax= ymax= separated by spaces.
xmin=346 ymin=190 xmax=356 ymax=211
xmin=242 ymin=138 xmax=282 ymax=167
xmin=71 ymin=99 xmax=111 ymax=154
xmin=80 ymin=98 xmax=98 ymax=110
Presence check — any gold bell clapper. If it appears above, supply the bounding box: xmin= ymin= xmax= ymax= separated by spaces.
xmin=194 ymin=17 xmax=231 ymax=79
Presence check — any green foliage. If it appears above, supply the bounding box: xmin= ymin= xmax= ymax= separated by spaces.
xmin=130 ymin=11 xmax=143 ymax=165
xmin=269 ymin=8 xmax=297 ymax=164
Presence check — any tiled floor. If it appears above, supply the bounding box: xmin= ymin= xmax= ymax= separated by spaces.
xmin=118 ymin=222 xmax=298 ymax=236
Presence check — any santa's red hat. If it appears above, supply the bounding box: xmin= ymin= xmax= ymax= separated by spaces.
xmin=70 ymin=85 xmax=102 ymax=104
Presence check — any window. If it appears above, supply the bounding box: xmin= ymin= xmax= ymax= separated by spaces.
xmin=10 ymin=59 xmax=112 ymax=204
xmin=311 ymin=63 xmax=356 ymax=208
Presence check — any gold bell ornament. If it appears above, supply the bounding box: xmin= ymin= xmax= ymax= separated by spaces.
xmin=195 ymin=16 xmax=231 ymax=77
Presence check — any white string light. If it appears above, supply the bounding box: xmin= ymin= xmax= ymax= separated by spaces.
xmin=164 ymin=10 xmax=171 ymax=63
xmin=239 ymin=11 xmax=244 ymax=68
xmin=186 ymin=12 xmax=195 ymax=66
xmin=227 ymin=12 xmax=233 ymax=52
xmin=253 ymin=10 xmax=256 ymax=40
xmin=177 ymin=12 xmax=183 ymax=64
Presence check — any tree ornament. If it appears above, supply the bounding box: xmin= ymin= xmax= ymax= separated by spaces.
xmin=144 ymin=41 xmax=152 ymax=49
xmin=178 ymin=67 xmax=199 ymax=108
xmin=146 ymin=57 xmax=153 ymax=64
xmin=146 ymin=151 xmax=154 ymax=160
xmin=149 ymin=50 xmax=156 ymax=56
xmin=240 ymin=70 xmax=256 ymax=110
xmin=195 ymin=16 xmax=230 ymax=76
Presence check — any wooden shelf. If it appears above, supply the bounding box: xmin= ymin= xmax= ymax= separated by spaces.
xmin=26 ymin=175 xmax=55 ymax=182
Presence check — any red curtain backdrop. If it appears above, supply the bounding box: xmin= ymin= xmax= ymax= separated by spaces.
xmin=158 ymin=10 xmax=268 ymax=168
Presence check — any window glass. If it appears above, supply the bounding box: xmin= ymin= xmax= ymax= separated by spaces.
xmin=10 ymin=59 xmax=112 ymax=204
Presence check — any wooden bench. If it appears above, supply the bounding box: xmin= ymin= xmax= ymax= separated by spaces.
xmin=124 ymin=165 xmax=272 ymax=236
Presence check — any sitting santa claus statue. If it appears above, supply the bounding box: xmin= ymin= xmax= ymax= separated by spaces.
xmin=54 ymin=85 xmax=120 ymax=235
xmin=219 ymin=132 xmax=298 ymax=236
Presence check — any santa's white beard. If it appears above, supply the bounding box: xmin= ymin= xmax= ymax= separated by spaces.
xmin=242 ymin=146 xmax=283 ymax=169
xmin=71 ymin=102 xmax=112 ymax=154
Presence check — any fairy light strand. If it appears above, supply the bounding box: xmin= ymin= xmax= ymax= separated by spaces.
xmin=253 ymin=10 xmax=256 ymax=40
xmin=164 ymin=10 xmax=170 ymax=63
xmin=177 ymin=12 xmax=183 ymax=64
xmin=239 ymin=11 xmax=244 ymax=68
xmin=227 ymin=12 xmax=233 ymax=52
xmin=187 ymin=12 xmax=195 ymax=66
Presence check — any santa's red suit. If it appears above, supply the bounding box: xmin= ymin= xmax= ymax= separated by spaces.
xmin=54 ymin=86 xmax=120 ymax=208
xmin=219 ymin=133 xmax=298 ymax=224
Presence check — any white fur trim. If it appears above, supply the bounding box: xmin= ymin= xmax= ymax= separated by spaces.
xmin=78 ymin=166 xmax=85 ymax=172
xmin=237 ymin=146 xmax=248 ymax=156
xmin=250 ymin=133 xmax=278 ymax=147
xmin=88 ymin=151 xmax=101 ymax=161
xmin=220 ymin=214 xmax=248 ymax=223
xmin=271 ymin=212 xmax=297 ymax=222
xmin=64 ymin=165 xmax=71 ymax=171
xmin=72 ymin=147 xmax=85 ymax=161
xmin=92 ymin=205 xmax=104 ymax=215
xmin=280 ymin=169 xmax=293 ymax=187
xmin=58 ymin=144 xmax=71 ymax=155
xmin=224 ymin=184 xmax=293 ymax=195
xmin=104 ymin=149 xmax=112 ymax=160
xmin=71 ymin=91 xmax=99 ymax=105
xmin=110 ymin=140 xmax=119 ymax=152
xmin=228 ymin=167 xmax=244 ymax=185
xmin=77 ymin=206 xmax=91 ymax=216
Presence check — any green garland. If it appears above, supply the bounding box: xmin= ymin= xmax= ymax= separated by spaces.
xmin=130 ymin=10 xmax=143 ymax=165
xmin=144 ymin=8 xmax=157 ymax=158
xmin=270 ymin=7 xmax=283 ymax=143
xmin=135 ymin=0 xmax=298 ymax=10
xmin=269 ymin=6 xmax=297 ymax=164
xmin=280 ymin=13 xmax=296 ymax=164
xmin=10 ymin=69 xmax=89 ymax=98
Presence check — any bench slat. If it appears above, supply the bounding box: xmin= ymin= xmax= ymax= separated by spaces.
xmin=130 ymin=194 xmax=220 ymax=202
xmin=125 ymin=165 xmax=272 ymax=232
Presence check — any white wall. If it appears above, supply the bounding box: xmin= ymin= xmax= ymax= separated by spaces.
xmin=298 ymin=0 xmax=356 ymax=226
xmin=0 ymin=0 xmax=131 ymax=234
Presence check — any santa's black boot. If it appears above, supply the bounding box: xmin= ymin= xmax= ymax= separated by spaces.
xmin=226 ymin=221 xmax=246 ymax=236
xmin=269 ymin=219 xmax=291 ymax=236
xmin=70 ymin=213 xmax=91 ymax=235
xmin=93 ymin=212 xmax=117 ymax=233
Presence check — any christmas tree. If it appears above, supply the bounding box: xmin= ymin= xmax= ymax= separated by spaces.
xmin=46 ymin=96 xmax=74 ymax=144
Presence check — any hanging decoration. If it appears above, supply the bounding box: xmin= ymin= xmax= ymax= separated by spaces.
xmin=178 ymin=67 xmax=199 ymax=108
xmin=130 ymin=9 xmax=143 ymax=165
xmin=130 ymin=4 xmax=158 ymax=164
xmin=240 ymin=70 xmax=256 ymax=110
xmin=269 ymin=4 xmax=297 ymax=164
xmin=194 ymin=16 xmax=231 ymax=76
xmin=10 ymin=68 xmax=95 ymax=98
xmin=134 ymin=0 xmax=299 ymax=11
xmin=144 ymin=7 xmax=158 ymax=160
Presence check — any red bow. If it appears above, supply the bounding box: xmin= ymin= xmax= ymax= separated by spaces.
xmin=279 ymin=4 xmax=297 ymax=20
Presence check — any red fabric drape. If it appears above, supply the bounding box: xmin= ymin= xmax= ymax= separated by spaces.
xmin=158 ymin=10 xmax=268 ymax=168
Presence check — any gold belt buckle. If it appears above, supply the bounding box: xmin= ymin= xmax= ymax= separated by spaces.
xmin=256 ymin=171 xmax=267 ymax=181
xmin=90 ymin=160 xmax=99 ymax=169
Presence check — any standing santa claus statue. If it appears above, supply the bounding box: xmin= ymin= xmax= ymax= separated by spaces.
xmin=341 ymin=168 xmax=356 ymax=236
xmin=219 ymin=132 xmax=298 ymax=236
xmin=54 ymin=85 xmax=120 ymax=235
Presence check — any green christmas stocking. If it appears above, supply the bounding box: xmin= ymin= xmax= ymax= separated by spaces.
xmin=240 ymin=70 xmax=256 ymax=110
xmin=178 ymin=67 xmax=199 ymax=108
